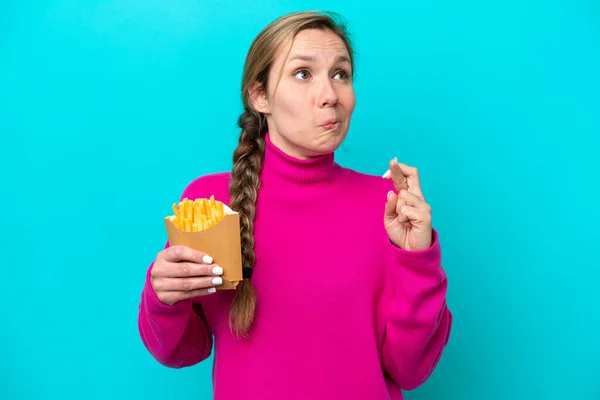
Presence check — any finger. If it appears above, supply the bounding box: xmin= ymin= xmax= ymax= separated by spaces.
xmin=384 ymin=158 xmax=409 ymax=192
xmin=385 ymin=190 xmax=409 ymax=224
xmin=398 ymin=190 xmax=429 ymax=209
xmin=156 ymin=261 xmax=224 ymax=278
xmin=395 ymin=161 xmax=424 ymax=199
xmin=160 ymin=288 xmax=217 ymax=304
xmin=160 ymin=245 xmax=213 ymax=264
xmin=399 ymin=205 xmax=432 ymax=225
xmin=385 ymin=190 xmax=398 ymax=218
xmin=154 ymin=276 xmax=223 ymax=292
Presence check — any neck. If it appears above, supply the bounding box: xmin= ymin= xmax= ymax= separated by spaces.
xmin=260 ymin=132 xmax=342 ymax=189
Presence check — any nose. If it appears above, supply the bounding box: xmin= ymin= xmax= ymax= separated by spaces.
xmin=316 ymin=79 xmax=338 ymax=108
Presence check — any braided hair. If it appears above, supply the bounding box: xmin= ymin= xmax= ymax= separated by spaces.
xmin=227 ymin=10 xmax=354 ymax=338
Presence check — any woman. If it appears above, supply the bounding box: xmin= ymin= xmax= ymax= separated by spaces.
xmin=138 ymin=10 xmax=452 ymax=400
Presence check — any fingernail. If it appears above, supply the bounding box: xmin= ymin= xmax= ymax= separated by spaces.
xmin=387 ymin=190 xmax=394 ymax=200
xmin=393 ymin=157 xmax=398 ymax=165
xmin=207 ymin=287 xmax=216 ymax=293
xmin=382 ymin=169 xmax=391 ymax=178
xmin=212 ymin=266 xmax=224 ymax=275
xmin=212 ymin=277 xmax=223 ymax=285
xmin=202 ymin=255 xmax=213 ymax=264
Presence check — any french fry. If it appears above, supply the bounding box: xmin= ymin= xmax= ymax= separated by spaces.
xmin=169 ymin=196 xmax=227 ymax=232
xmin=178 ymin=200 xmax=185 ymax=226
xmin=187 ymin=200 xmax=193 ymax=220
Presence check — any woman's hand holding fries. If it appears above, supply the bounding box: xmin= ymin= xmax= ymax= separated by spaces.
xmin=383 ymin=158 xmax=433 ymax=251
xmin=151 ymin=245 xmax=224 ymax=305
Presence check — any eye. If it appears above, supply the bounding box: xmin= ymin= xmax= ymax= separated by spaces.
xmin=333 ymin=69 xmax=350 ymax=80
xmin=293 ymin=69 xmax=311 ymax=80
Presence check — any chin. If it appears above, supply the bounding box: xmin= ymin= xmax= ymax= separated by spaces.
xmin=312 ymin=130 xmax=347 ymax=154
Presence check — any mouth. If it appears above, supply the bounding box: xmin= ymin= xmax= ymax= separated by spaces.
xmin=321 ymin=119 xmax=341 ymax=130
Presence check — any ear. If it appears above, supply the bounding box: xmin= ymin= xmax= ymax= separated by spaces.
xmin=249 ymin=82 xmax=270 ymax=114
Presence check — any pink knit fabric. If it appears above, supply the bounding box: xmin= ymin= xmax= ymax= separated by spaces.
xmin=138 ymin=133 xmax=452 ymax=399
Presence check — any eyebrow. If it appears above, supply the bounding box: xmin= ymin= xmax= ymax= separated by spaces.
xmin=288 ymin=54 xmax=351 ymax=64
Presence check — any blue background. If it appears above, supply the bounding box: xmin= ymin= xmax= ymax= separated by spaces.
xmin=1 ymin=1 xmax=599 ymax=399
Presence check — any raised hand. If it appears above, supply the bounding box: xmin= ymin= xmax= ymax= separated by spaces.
xmin=383 ymin=158 xmax=433 ymax=251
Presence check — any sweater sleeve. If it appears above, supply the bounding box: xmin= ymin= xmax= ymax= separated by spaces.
xmin=381 ymin=229 xmax=452 ymax=390
xmin=137 ymin=257 xmax=213 ymax=368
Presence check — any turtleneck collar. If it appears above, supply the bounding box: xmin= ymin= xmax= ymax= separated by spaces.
xmin=260 ymin=132 xmax=342 ymax=189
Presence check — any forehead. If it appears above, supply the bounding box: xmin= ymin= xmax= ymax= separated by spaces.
xmin=277 ymin=28 xmax=349 ymax=63
xmin=291 ymin=29 xmax=348 ymax=53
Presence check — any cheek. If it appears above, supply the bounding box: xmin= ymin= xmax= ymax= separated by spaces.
xmin=341 ymin=89 xmax=356 ymax=114
xmin=273 ymin=91 xmax=311 ymax=118
xmin=289 ymin=94 xmax=308 ymax=112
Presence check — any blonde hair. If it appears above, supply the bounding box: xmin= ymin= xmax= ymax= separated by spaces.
xmin=227 ymin=10 xmax=355 ymax=339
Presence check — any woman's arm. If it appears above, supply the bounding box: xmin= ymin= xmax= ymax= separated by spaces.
xmin=137 ymin=175 xmax=227 ymax=368
xmin=380 ymin=230 xmax=452 ymax=390
xmin=138 ymin=256 xmax=214 ymax=368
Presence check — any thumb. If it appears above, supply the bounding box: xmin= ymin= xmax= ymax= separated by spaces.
xmin=385 ymin=190 xmax=398 ymax=219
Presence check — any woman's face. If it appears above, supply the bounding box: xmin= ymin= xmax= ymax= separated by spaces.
xmin=250 ymin=28 xmax=356 ymax=159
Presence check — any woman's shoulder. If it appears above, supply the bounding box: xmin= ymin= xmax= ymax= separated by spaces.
xmin=336 ymin=167 xmax=397 ymax=229
xmin=340 ymin=167 xmax=395 ymax=196
xmin=178 ymin=172 xmax=232 ymax=204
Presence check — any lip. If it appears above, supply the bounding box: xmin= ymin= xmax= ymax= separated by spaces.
xmin=321 ymin=119 xmax=341 ymax=128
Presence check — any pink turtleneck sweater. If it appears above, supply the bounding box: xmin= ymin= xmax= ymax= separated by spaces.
xmin=138 ymin=134 xmax=452 ymax=399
